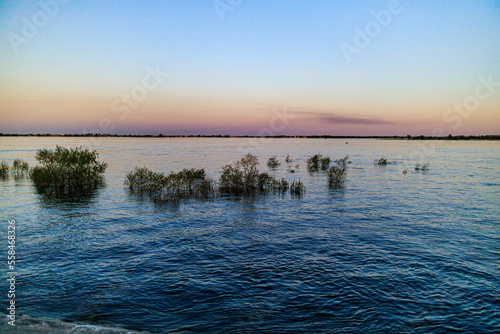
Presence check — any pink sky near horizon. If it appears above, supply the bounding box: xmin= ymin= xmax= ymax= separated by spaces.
xmin=1 ymin=93 xmax=499 ymax=136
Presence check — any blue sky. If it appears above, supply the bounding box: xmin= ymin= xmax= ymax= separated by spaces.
xmin=1 ymin=0 xmax=499 ymax=135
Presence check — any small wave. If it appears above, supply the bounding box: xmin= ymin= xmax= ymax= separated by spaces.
xmin=0 ymin=314 xmax=150 ymax=333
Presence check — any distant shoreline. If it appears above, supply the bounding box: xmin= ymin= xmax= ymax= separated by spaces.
xmin=1 ymin=134 xmax=499 ymax=140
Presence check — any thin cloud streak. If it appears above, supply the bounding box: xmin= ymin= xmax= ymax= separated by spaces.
xmin=288 ymin=110 xmax=395 ymax=125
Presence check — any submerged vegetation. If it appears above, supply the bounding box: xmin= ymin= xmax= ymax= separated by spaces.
xmin=307 ymin=154 xmax=331 ymax=171
xmin=403 ymin=163 xmax=429 ymax=174
xmin=374 ymin=157 xmax=396 ymax=165
xmin=0 ymin=161 xmax=9 ymax=177
xmin=219 ymin=153 xmax=260 ymax=194
xmin=219 ymin=154 xmax=302 ymax=196
xmin=267 ymin=157 xmax=281 ymax=168
xmin=12 ymin=159 xmax=29 ymax=175
xmin=283 ymin=154 xmax=299 ymax=173
xmin=1 ymin=159 xmax=30 ymax=179
xmin=287 ymin=165 xmax=300 ymax=173
xmin=30 ymin=146 xmax=107 ymax=194
xmin=126 ymin=167 xmax=217 ymax=200
xmin=375 ymin=157 xmax=388 ymax=165
xmin=290 ymin=180 xmax=306 ymax=196
xmin=415 ymin=163 xmax=429 ymax=171
xmin=126 ymin=153 xmax=306 ymax=201
xmin=2 ymin=146 xmax=434 ymax=202
xmin=328 ymin=155 xmax=349 ymax=189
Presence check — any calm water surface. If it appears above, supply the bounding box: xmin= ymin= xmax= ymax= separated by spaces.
xmin=0 ymin=137 xmax=499 ymax=333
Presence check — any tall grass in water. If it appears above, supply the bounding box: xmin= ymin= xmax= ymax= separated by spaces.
xmin=219 ymin=154 xmax=297 ymax=195
xmin=307 ymin=154 xmax=330 ymax=171
xmin=0 ymin=161 xmax=9 ymax=178
xmin=374 ymin=157 xmax=388 ymax=165
xmin=126 ymin=154 xmax=306 ymax=200
xmin=334 ymin=155 xmax=349 ymax=167
xmin=257 ymin=173 xmax=288 ymax=192
xmin=267 ymin=157 xmax=281 ymax=168
xmin=415 ymin=163 xmax=429 ymax=171
xmin=290 ymin=180 xmax=305 ymax=197
xmin=125 ymin=167 xmax=217 ymax=200
xmin=12 ymin=159 xmax=29 ymax=175
xmin=219 ymin=153 xmax=259 ymax=194
xmin=328 ymin=155 xmax=349 ymax=189
xmin=30 ymin=146 xmax=107 ymax=194
xmin=374 ymin=157 xmax=396 ymax=165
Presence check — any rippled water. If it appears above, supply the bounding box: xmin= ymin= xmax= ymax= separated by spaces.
xmin=0 ymin=137 xmax=499 ymax=333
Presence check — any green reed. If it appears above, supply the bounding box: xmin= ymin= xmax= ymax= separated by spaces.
xmin=307 ymin=154 xmax=331 ymax=171
xmin=328 ymin=155 xmax=349 ymax=189
xmin=30 ymin=146 xmax=107 ymax=194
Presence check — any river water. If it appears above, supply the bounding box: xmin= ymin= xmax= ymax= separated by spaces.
xmin=0 ymin=137 xmax=498 ymax=333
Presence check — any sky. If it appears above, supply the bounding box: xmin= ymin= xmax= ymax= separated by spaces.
xmin=0 ymin=0 xmax=499 ymax=136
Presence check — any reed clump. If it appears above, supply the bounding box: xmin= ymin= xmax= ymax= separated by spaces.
xmin=374 ymin=157 xmax=396 ymax=165
xmin=219 ymin=153 xmax=259 ymax=194
xmin=125 ymin=167 xmax=217 ymax=200
xmin=126 ymin=153 xmax=306 ymax=200
xmin=30 ymin=146 xmax=107 ymax=193
xmin=334 ymin=155 xmax=349 ymax=167
xmin=12 ymin=159 xmax=29 ymax=175
xmin=290 ymin=180 xmax=305 ymax=196
xmin=219 ymin=154 xmax=298 ymax=195
xmin=415 ymin=163 xmax=429 ymax=171
xmin=0 ymin=161 xmax=9 ymax=178
xmin=267 ymin=157 xmax=281 ymax=168
xmin=328 ymin=155 xmax=349 ymax=189
xmin=307 ymin=154 xmax=330 ymax=171
xmin=374 ymin=157 xmax=388 ymax=165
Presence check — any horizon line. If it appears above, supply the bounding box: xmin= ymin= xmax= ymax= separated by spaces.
xmin=1 ymin=133 xmax=499 ymax=140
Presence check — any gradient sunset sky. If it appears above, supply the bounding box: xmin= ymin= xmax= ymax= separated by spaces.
xmin=1 ymin=0 xmax=499 ymax=136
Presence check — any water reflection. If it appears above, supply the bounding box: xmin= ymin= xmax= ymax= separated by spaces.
xmin=35 ymin=183 xmax=104 ymax=207
xmin=328 ymin=187 xmax=346 ymax=198
xmin=126 ymin=190 xmax=302 ymax=211
xmin=1 ymin=138 xmax=499 ymax=334
xmin=149 ymin=197 xmax=182 ymax=211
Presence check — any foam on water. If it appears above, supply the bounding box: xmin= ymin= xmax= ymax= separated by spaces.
xmin=0 ymin=313 xmax=150 ymax=333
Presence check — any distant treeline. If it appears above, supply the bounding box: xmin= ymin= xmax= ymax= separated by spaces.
xmin=0 ymin=133 xmax=499 ymax=140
